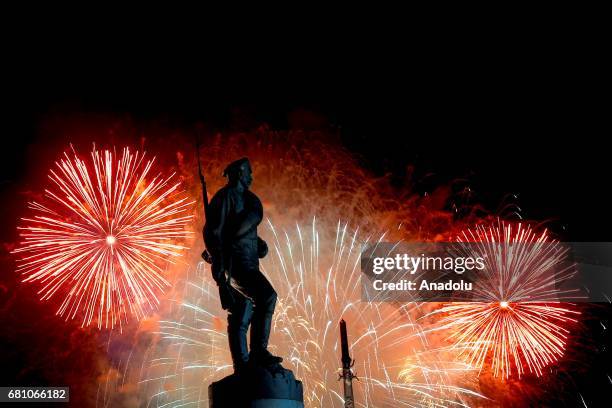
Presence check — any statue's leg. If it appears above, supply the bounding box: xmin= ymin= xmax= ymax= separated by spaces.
xmin=227 ymin=289 xmax=253 ymax=372
xmin=232 ymin=270 xmax=283 ymax=365
xmin=248 ymin=271 xmax=277 ymax=353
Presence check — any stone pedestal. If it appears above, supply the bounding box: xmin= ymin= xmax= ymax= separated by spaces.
xmin=209 ymin=364 xmax=303 ymax=408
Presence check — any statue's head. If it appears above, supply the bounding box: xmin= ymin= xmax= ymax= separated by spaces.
xmin=223 ymin=157 xmax=252 ymax=189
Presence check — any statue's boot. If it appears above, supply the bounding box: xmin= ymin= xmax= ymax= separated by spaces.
xmin=228 ymin=297 xmax=254 ymax=373
xmin=249 ymin=290 xmax=283 ymax=366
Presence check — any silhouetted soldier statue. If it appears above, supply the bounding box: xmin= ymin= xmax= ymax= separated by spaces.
xmin=204 ymin=158 xmax=283 ymax=373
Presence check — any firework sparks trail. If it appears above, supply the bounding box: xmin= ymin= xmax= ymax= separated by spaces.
xmin=13 ymin=147 xmax=194 ymax=329
xmin=427 ymin=220 xmax=580 ymax=379
xmin=131 ymin=219 xmax=484 ymax=408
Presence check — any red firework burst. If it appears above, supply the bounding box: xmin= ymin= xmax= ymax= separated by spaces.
xmin=13 ymin=147 xmax=194 ymax=329
xmin=430 ymin=220 xmax=580 ymax=379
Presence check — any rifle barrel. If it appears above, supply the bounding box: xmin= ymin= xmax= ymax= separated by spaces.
xmin=194 ymin=134 xmax=209 ymax=215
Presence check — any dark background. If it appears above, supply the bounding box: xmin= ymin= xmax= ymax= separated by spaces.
xmin=1 ymin=38 xmax=610 ymax=407
xmin=3 ymin=41 xmax=610 ymax=242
